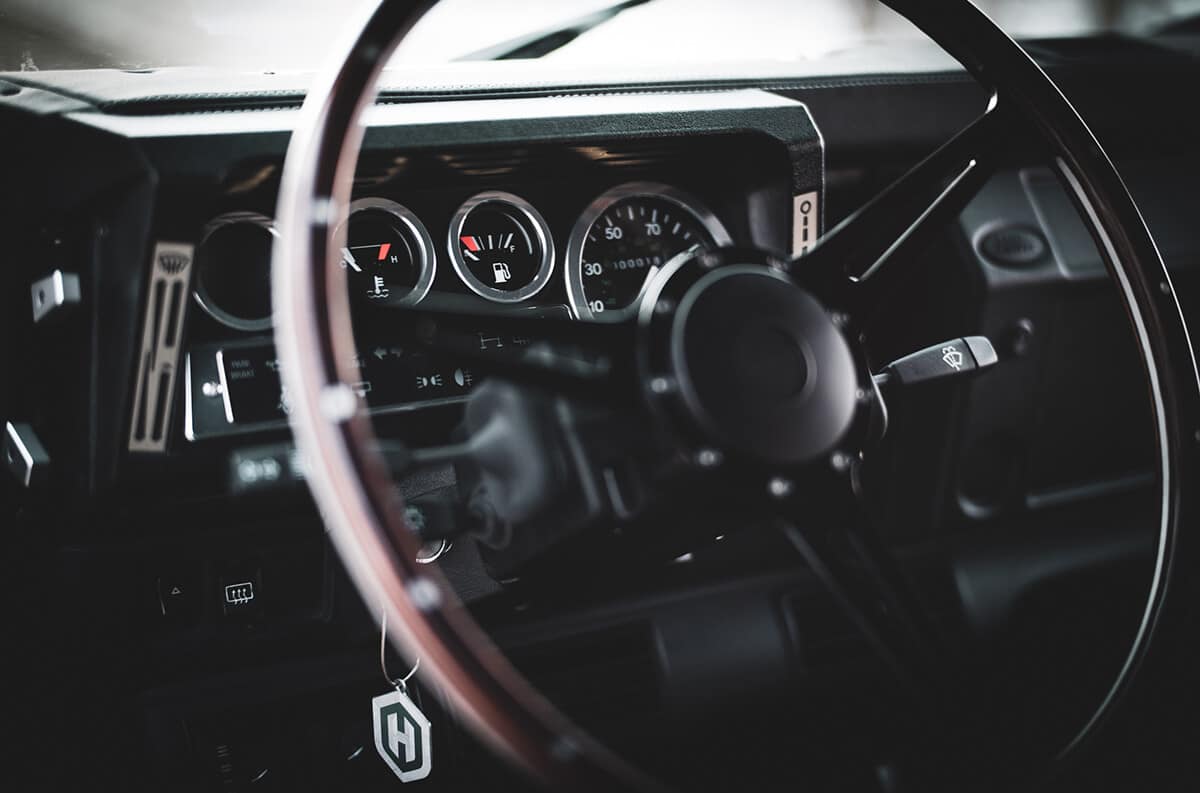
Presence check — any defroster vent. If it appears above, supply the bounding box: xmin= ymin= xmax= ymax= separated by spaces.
xmin=129 ymin=241 xmax=194 ymax=453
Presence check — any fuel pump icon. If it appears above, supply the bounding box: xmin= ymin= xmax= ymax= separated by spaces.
xmin=492 ymin=262 xmax=512 ymax=284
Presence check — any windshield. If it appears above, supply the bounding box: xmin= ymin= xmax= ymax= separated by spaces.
xmin=3 ymin=0 xmax=1200 ymax=72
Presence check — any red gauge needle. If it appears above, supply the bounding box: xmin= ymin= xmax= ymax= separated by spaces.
xmin=460 ymin=236 xmax=481 ymax=261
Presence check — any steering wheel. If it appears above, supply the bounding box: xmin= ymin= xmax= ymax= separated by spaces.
xmin=271 ymin=0 xmax=1200 ymax=789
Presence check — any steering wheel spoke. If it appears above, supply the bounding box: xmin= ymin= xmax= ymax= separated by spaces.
xmin=800 ymin=99 xmax=1016 ymax=310
xmin=769 ymin=464 xmax=970 ymax=737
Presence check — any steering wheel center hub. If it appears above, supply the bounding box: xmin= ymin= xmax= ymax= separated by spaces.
xmin=660 ymin=262 xmax=859 ymax=465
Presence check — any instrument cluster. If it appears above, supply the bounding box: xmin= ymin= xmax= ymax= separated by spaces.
xmin=182 ymin=180 xmax=736 ymax=441
xmin=190 ymin=181 xmax=731 ymax=330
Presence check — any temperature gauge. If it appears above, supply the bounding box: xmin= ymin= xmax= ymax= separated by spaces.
xmin=449 ymin=191 xmax=554 ymax=303
xmin=341 ymin=198 xmax=436 ymax=307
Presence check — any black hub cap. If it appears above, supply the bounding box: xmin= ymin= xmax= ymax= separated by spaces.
xmin=646 ymin=256 xmax=859 ymax=465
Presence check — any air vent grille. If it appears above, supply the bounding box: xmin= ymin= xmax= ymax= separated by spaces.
xmin=128 ymin=241 xmax=194 ymax=453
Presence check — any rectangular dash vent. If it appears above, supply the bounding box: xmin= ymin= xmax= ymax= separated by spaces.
xmin=128 ymin=241 xmax=194 ymax=453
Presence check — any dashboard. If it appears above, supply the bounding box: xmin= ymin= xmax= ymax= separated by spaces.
xmin=112 ymin=92 xmax=823 ymax=469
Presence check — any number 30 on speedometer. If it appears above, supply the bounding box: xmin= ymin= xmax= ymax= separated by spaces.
xmin=565 ymin=182 xmax=731 ymax=320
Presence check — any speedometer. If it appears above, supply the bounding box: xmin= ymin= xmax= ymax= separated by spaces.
xmin=565 ymin=183 xmax=731 ymax=320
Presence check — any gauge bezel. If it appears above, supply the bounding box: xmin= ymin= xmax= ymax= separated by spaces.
xmin=343 ymin=197 xmax=437 ymax=307
xmin=447 ymin=190 xmax=555 ymax=304
xmin=193 ymin=211 xmax=277 ymax=332
xmin=565 ymin=181 xmax=733 ymax=321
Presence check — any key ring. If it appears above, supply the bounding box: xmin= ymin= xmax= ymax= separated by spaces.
xmin=380 ymin=609 xmax=420 ymax=694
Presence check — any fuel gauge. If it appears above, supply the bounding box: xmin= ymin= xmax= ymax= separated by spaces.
xmin=449 ymin=191 xmax=555 ymax=303
xmin=341 ymin=198 xmax=436 ymax=307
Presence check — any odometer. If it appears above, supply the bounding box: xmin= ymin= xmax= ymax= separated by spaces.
xmin=566 ymin=183 xmax=731 ymax=320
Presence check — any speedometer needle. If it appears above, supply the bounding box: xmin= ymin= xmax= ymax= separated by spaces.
xmin=341 ymin=247 xmax=362 ymax=272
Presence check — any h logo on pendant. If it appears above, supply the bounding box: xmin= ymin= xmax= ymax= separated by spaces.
xmin=387 ymin=710 xmax=417 ymax=765
xmin=372 ymin=689 xmax=432 ymax=782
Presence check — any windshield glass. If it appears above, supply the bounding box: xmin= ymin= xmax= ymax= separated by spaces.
xmin=3 ymin=0 xmax=1199 ymax=72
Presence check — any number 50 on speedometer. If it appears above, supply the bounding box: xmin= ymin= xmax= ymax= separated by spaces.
xmin=565 ymin=182 xmax=731 ymax=320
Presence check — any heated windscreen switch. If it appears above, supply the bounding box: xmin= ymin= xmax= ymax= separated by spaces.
xmin=875 ymin=335 xmax=998 ymax=387
xmin=219 ymin=559 xmax=263 ymax=620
